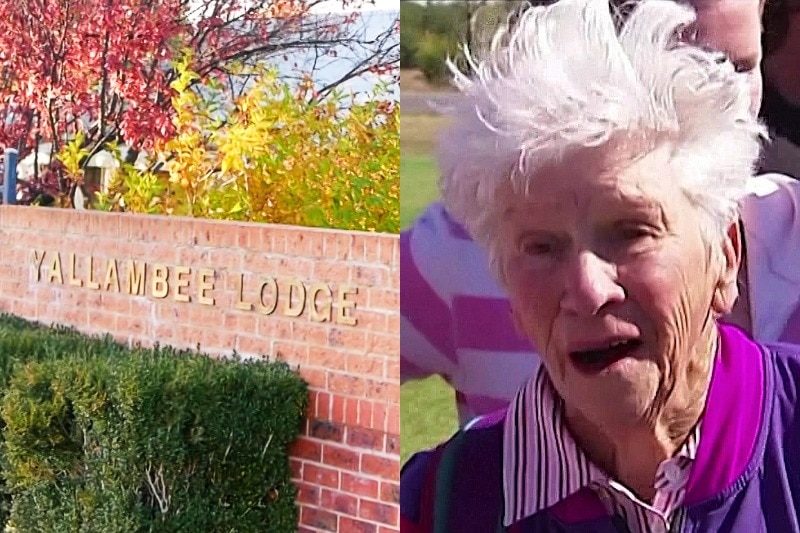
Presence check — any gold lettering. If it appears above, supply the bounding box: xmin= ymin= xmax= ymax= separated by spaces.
xmin=26 ymin=249 xmax=361 ymax=324
xmin=257 ymin=277 xmax=279 ymax=315
xmin=284 ymin=279 xmax=306 ymax=317
xmin=336 ymin=285 xmax=358 ymax=326
xmin=31 ymin=250 xmax=45 ymax=282
xmin=197 ymin=268 xmax=215 ymax=306
xmin=235 ymin=274 xmax=253 ymax=311
xmin=151 ymin=264 xmax=169 ymax=299
xmin=103 ymin=258 xmax=120 ymax=292
xmin=125 ymin=260 xmax=146 ymax=296
xmin=174 ymin=266 xmax=191 ymax=303
xmin=48 ymin=252 xmax=63 ymax=284
xmin=86 ymin=256 xmax=101 ymax=290
xmin=308 ymin=283 xmax=332 ymax=322
xmin=68 ymin=253 xmax=82 ymax=287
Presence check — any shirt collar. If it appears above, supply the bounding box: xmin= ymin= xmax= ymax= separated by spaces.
xmin=502 ymin=366 xmax=702 ymax=526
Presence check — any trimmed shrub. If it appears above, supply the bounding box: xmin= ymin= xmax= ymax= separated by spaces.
xmin=0 ymin=316 xmax=131 ymax=525
xmin=0 ymin=316 xmax=308 ymax=532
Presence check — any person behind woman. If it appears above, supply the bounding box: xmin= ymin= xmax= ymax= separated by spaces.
xmin=400 ymin=0 xmax=786 ymax=428
xmin=401 ymin=0 xmax=800 ymax=531
xmin=759 ymin=0 xmax=800 ymax=176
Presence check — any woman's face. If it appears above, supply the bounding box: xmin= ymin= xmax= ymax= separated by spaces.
xmin=501 ymin=144 xmax=741 ymax=429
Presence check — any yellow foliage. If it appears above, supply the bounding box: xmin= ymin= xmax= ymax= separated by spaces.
xmin=107 ymin=56 xmax=400 ymax=233
xmin=55 ymin=131 xmax=89 ymax=181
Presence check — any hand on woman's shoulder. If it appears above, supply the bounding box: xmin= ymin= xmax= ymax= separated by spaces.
xmin=744 ymin=173 xmax=800 ymax=226
xmin=749 ymin=172 xmax=800 ymax=198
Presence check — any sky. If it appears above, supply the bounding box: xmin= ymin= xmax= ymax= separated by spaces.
xmin=310 ymin=0 xmax=398 ymax=14
xmin=183 ymin=0 xmax=398 ymax=103
xmin=272 ymin=1 xmax=399 ymax=103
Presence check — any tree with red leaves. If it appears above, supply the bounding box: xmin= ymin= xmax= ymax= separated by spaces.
xmin=0 ymin=0 xmax=398 ymax=204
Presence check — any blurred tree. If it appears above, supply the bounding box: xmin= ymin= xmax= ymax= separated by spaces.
xmin=400 ymin=1 xmax=426 ymax=68
xmin=415 ymin=32 xmax=452 ymax=81
xmin=400 ymin=0 xmax=530 ymax=82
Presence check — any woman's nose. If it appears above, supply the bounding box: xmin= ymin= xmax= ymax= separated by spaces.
xmin=560 ymin=251 xmax=625 ymax=316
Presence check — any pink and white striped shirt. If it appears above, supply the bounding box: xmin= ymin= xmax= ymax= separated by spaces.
xmin=401 ymin=202 xmax=537 ymax=424
xmin=401 ymin=173 xmax=800 ymax=426
xmin=503 ymin=366 xmax=700 ymax=533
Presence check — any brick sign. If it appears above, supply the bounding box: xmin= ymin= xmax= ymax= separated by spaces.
xmin=0 ymin=207 xmax=399 ymax=533
xmin=31 ymin=250 xmax=359 ymax=325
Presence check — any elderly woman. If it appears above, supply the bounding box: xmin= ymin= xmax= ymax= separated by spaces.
xmin=400 ymin=0 xmax=771 ymax=427
xmin=400 ymin=0 xmax=800 ymax=531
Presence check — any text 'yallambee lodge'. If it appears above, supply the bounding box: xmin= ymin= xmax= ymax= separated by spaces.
xmin=31 ymin=250 xmax=359 ymax=325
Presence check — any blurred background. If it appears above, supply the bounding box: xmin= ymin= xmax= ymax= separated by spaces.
xmin=400 ymin=0 xmax=528 ymax=463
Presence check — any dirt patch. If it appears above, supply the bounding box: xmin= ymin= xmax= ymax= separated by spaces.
xmin=401 ymin=114 xmax=451 ymax=156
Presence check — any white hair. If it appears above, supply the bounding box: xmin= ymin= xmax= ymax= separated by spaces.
xmin=438 ymin=0 xmax=767 ymax=281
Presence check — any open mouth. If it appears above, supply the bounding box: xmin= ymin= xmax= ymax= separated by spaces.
xmin=570 ymin=339 xmax=643 ymax=374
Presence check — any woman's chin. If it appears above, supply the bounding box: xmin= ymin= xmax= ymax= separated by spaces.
xmin=565 ymin=359 xmax=659 ymax=419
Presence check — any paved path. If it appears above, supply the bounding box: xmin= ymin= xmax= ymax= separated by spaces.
xmin=403 ymin=91 xmax=459 ymax=115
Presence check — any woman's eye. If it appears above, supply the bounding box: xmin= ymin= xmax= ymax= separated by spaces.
xmin=617 ymin=226 xmax=655 ymax=241
xmin=621 ymin=228 xmax=647 ymax=239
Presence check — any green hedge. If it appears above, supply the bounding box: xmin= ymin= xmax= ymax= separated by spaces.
xmin=0 ymin=318 xmax=132 ymax=524
xmin=0 ymin=314 xmax=308 ymax=532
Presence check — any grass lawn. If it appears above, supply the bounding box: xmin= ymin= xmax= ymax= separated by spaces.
xmin=400 ymin=155 xmax=439 ymax=229
xmin=400 ymin=113 xmax=450 ymax=227
xmin=400 ymin=112 xmax=460 ymax=465
xmin=400 ymin=375 xmax=458 ymax=464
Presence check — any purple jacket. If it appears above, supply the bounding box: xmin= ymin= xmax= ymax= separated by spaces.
xmin=400 ymin=324 xmax=800 ymax=532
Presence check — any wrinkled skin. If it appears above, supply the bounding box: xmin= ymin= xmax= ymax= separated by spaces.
xmin=502 ymin=142 xmax=742 ymax=497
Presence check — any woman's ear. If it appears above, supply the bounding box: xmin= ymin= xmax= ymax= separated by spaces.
xmin=712 ymin=220 xmax=744 ymax=315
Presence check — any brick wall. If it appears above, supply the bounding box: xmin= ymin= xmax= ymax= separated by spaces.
xmin=0 ymin=205 xmax=400 ymax=533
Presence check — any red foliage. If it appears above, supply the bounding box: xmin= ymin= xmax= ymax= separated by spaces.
xmin=0 ymin=0 xmax=184 ymax=156
xmin=0 ymin=0 xmax=398 ymax=164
